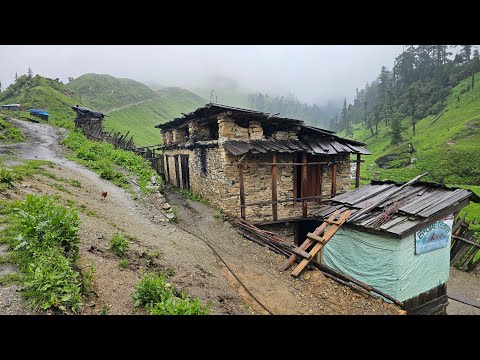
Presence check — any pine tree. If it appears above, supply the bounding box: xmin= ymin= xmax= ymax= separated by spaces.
xmin=14 ymin=72 xmax=18 ymax=81
xmin=0 ymin=81 xmax=2 ymax=93
xmin=390 ymin=111 xmax=403 ymax=145
xmin=28 ymin=67 xmax=33 ymax=78
xmin=341 ymin=98 xmax=348 ymax=132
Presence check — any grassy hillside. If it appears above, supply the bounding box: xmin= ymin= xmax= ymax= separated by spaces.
xmin=0 ymin=75 xmax=81 ymax=125
xmin=341 ymin=72 xmax=480 ymax=222
xmin=66 ymin=73 xmax=158 ymax=112
xmin=344 ymin=73 xmax=480 ymax=186
xmin=104 ymin=88 xmax=207 ymax=146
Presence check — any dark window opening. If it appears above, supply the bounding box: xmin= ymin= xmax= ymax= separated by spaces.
xmin=180 ymin=155 xmax=190 ymax=191
xmin=199 ymin=148 xmax=207 ymax=177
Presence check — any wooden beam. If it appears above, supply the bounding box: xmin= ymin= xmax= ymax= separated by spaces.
xmin=271 ymin=153 xmax=278 ymax=221
xmin=317 ymin=164 xmax=323 ymax=204
xmin=331 ymin=161 xmax=337 ymax=195
xmin=301 ymin=153 xmax=308 ymax=218
xmin=292 ymin=159 xmax=297 ymax=207
xmin=239 ymin=163 xmax=246 ymax=220
xmin=251 ymin=216 xmax=316 ymax=226
xmin=239 ymin=161 xmax=364 ymax=167
xmin=355 ymin=153 xmax=361 ymax=189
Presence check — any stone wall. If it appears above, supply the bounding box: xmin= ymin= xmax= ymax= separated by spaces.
xmin=163 ymin=147 xmax=226 ymax=210
xmin=173 ymin=127 xmax=188 ymax=144
xmin=319 ymin=154 xmax=351 ymax=196
xmin=272 ymin=130 xmax=298 ymax=140
xmin=163 ymin=146 xmax=352 ymax=223
xmin=189 ymin=122 xmax=213 ymax=141
xmin=218 ymin=115 xmax=264 ymax=142
xmin=162 ymin=130 xmax=173 ymax=145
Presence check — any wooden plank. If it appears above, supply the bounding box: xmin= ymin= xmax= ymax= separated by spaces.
xmin=306 ymin=232 xmax=325 ymax=243
xmin=302 ymin=153 xmax=308 ymax=218
xmin=355 ymin=153 xmax=361 ymax=189
xmin=279 ymin=210 xmax=341 ymax=271
xmin=271 ymin=153 xmax=278 ymax=221
xmin=252 ymin=216 xmax=315 ymax=226
xmin=291 ymin=210 xmax=352 ymax=277
xmin=331 ymin=162 xmax=337 ymax=195
xmin=317 ymin=164 xmax=323 ymax=204
xmin=239 ymin=163 xmax=246 ymax=220
xmin=291 ymin=247 xmax=312 ymax=260
xmin=292 ymin=159 xmax=297 ymax=207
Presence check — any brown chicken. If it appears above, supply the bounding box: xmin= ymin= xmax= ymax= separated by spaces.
xmin=101 ymin=191 xmax=108 ymax=200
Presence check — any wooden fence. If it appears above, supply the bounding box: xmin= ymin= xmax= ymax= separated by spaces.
xmin=75 ymin=116 xmax=165 ymax=178
xmin=450 ymin=215 xmax=480 ymax=274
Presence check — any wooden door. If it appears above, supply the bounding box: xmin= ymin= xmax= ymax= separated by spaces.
xmin=174 ymin=155 xmax=180 ymax=188
xmin=180 ymin=155 xmax=190 ymax=191
xmin=165 ymin=155 xmax=171 ymax=184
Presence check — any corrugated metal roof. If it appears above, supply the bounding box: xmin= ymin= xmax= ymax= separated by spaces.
xmin=310 ymin=181 xmax=479 ymax=238
xmin=223 ymin=138 xmax=371 ymax=156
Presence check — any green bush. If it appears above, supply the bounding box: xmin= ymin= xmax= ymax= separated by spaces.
xmin=132 ymin=273 xmax=209 ymax=315
xmin=16 ymin=194 xmax=80 ymax=257
xmin=23 ymin=247 xmax=81 ymax=312
xmin=109 ymin=233 xmax=130 ymax=257
xmin=7 ymin=194 xmax=84 ymax=313
xmin=0 ymin=168 xmax=16 ymax=189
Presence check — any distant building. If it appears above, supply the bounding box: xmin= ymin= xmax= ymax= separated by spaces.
xmin=29 ymin=109 xmax=49 ymax=122
xmin=0 ymin=104 xmax=21 ymax=111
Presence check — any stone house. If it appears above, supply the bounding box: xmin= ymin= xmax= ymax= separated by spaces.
xmin=156 ymin=103 xmax=370 ymax=242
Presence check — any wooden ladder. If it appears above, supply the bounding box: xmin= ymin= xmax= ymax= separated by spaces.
xmin=279 ymin=209 xmax=352 ymax=277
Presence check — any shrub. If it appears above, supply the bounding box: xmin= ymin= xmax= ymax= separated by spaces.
xmin=23 ymin=247 xmax=81 ymax=312
xmin=0 ymin=168 xmax=15 ymax=189
xmin=119 ymin=259 xmax=129 ymax=268
xmin=132 ymin=273 xmax=209 ymax=315
xmin=109 ymin=233 xmax=130 ymax=257
xmin=16 ymin=194 xmax=80 ymax=257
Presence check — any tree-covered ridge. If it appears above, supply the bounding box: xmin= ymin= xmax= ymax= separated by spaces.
xmin=247 ymin=92 xmax=339 ymax=130
xmin=335 ymin=45 xmax=480 ymax=145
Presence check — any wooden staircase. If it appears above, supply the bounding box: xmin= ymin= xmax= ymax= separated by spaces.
xmin=279 ymin=209 xmax=352 ymax=277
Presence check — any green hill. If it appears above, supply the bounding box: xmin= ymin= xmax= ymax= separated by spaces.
xmin=66 ymin=73 xmax=158 ymax=112
xmin=104 ymin=87 xmax=207 ymax=146
xmin=342 ymin=73 xmax=480 ymax=222
xmin=0 ymin=75 xmax=82 ymax=125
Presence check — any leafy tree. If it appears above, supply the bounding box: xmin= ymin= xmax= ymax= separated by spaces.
xmin=67 ymin=77 xmax=75 ymax=83
xmin=390 ymin=111 xmax=403 ymax=145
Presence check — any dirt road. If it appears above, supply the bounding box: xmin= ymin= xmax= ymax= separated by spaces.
xmin=447 ymin=268 xmax=480 ymax=315
xmin=0 ymin=119 xmax=401 ymax=315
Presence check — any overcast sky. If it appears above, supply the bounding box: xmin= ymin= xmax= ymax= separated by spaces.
xmin=0 ymin=45 xmax=404 ymax=105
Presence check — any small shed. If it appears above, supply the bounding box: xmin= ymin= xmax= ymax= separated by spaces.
xmin=310 ymin=180 xmax=480 ymax=314
xmin=0 ymin=103 xmax=21 ymax=111
xmin=29 ymin=109 xmax=49 ymax=122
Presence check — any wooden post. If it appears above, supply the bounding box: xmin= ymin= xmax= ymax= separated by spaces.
xmin=331 ymin=161 xmax=337 ymax=195
xmin=301 ymin=153 xmax=308 ymax=218
xmin=292 ymin=160 xmax=297 ymax=207
xmin=239 ymin=163 xmax=246 ymax=220
xmin=271 ymin=153 xmax=278 ymax=221
xmin=317 ymin=164 xmax=323 ymax=204
xmin=355 ymin=153 xmax=361 ymax=189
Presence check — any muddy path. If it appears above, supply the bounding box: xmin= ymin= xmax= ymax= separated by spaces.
xmin=0 ymin=119 xmax=401 ymax=315
xmin=447 ymin=268 xmax=480 ymax=315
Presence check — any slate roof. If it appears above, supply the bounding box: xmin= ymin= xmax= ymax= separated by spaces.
xmin=310 ymin=181 xmax=479 ymax=238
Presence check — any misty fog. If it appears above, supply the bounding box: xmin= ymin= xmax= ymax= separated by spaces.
xmin=0 ymin=45 xmax=403 ymax=105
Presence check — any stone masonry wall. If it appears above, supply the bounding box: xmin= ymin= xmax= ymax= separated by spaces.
xmin=162 ymin=130 xmax=173 ymax=145
xmin=218 ymin=115 xmax=264 ymax=141
xmin=163 ymin=147 xmax=225 ymax=210
xmin=188 ymin=122 xmax=212 ymax=141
